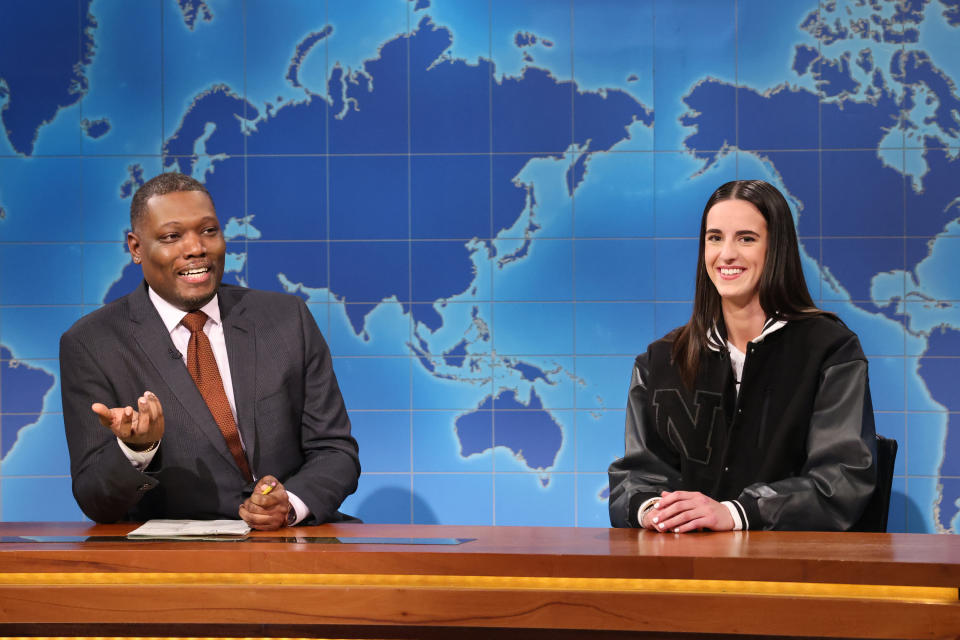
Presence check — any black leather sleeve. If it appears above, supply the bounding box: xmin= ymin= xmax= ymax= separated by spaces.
xmin=737 ymin=335 xmax=877 ymax=530
xmin=608 ymin=354 xmax=683 ymax=527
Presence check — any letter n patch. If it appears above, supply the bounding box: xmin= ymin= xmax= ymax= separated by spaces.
xmin=652 ymin=389 xmax=723 ymax=465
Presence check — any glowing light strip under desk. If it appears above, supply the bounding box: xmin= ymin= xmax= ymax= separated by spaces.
xmin=0 ymin=572 xmax=954 ymax=603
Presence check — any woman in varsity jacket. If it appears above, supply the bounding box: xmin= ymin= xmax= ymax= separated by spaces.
xmin=608 ymin=180 xmax=877 ymax=531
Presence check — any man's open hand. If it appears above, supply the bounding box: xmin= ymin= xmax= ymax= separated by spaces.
xmin=91 ymin=390 xmax=164 ymax=447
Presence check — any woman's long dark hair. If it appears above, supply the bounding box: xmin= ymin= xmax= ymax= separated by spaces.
xmin=672 ymin=180 xmax=834 ymax=388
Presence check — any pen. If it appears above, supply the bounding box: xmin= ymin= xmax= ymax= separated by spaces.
xmin=260 ymin=484 xmax=275 ymax=495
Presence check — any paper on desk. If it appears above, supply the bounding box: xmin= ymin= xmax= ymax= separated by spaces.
xmin=127 ymin=519 xmax=251 ymax=538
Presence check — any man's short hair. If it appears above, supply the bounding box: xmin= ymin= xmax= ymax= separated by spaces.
xmin=130 ymin=172 xmax=214 ymax=231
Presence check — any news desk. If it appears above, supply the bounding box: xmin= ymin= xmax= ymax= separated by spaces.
xmin=0 ymin=522 xmax=957 ymax=639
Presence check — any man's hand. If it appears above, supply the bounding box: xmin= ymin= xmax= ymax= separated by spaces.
xmin=239 ymin=475 xmax=290 ymax=531
xmin=91 ymin=391 xmax=164 ymax=447
xmin=645 ymin=490 xmax=734 ymax=533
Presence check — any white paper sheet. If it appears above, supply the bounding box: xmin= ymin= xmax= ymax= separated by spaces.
xmin=127 ymin=519 xmax=251 ymax=539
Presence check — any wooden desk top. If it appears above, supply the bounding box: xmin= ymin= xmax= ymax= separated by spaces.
xmin=0 ymin=521 xmax=957 ymax=586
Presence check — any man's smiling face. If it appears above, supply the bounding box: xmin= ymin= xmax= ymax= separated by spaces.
xmin=127 ymin=190 xmax=226 ymax=311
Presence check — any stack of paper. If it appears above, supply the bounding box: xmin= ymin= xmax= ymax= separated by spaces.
xmin=127 ymin=519 xmax=251 ymax=540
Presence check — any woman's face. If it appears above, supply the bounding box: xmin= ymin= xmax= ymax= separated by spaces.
xmin=703 ymin=198 xmax=768 ymax=308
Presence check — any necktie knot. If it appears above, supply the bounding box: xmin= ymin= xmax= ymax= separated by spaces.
xmin=182 ymin=310 xmax=208 ymax=333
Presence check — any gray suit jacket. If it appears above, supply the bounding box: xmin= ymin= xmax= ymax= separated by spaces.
xmin=60 ymin=282 xmax=360 ymax=523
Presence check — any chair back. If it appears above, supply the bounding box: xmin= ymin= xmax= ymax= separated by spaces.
xmin=852 ymin=435 xmax=897 ymax=532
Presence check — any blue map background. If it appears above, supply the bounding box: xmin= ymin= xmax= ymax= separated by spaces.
xmin=1 ymin=0 xmax=958 ymax=532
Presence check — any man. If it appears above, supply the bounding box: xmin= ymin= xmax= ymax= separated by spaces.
xmin=60 ymin=172 xmax=359 ymax=529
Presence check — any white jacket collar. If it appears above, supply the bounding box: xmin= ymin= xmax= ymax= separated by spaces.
xmin=706 ymin=317 xmax=787 ymax=352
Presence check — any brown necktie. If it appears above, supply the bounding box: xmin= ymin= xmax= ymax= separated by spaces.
xmin=181 ymin=310 xmax=252 ymax=482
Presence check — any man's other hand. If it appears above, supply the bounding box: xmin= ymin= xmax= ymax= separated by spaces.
xmin=239 ymin=475 xmax=290 ymax=531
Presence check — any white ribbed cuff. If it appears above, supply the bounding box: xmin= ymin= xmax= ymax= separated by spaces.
xmin=637 ymin=497 xmax=661 ymax=528
xmin=722 ymin=500 xmax=747 ymax=530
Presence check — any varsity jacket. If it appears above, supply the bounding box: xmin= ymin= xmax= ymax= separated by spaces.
xmin=608 ymin=315 xmax=877 ymax=530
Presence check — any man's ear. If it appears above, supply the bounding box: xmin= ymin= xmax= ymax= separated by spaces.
xmin=127 ymin=231 xmax=142 ymax=264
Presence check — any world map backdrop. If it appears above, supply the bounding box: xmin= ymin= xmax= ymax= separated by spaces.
xmin=1 ymin=0 xmax=958 ymax=532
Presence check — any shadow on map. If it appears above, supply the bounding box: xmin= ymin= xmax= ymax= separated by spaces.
xmin=353 ymin=486 xmax=439 ymax=525
xmin=893 ymin=490 xmax=934 ymax=534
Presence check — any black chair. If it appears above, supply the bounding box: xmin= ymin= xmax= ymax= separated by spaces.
xmin=852 ymin=435 xmax=898 ymax=532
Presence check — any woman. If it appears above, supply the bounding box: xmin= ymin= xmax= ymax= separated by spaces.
xmin=608 ymin=180 xmax=876 ymax=532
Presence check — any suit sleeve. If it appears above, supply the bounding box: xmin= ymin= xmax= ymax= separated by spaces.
xmin=737 ymin=335 xmax=877 ymax=531
xmin=608 ymin=354 xmax=682 ymax=527
xmin=280 ymin=299 xmax=360 ymax=523
xmin=59 ymin=330 xmax=159 ymax=523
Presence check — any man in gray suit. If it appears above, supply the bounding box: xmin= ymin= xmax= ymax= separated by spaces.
xmin=60 ymin=172 xmax=359 ymax=530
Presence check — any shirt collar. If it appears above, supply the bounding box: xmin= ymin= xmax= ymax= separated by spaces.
xmin=147 ymin=286 xmax=222 ymax=334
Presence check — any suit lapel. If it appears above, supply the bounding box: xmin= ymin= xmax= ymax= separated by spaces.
xmin=220 ymin=286 xmax=258 ymax=472
xmin=128 ymin=283 xmax=240 ymax=471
